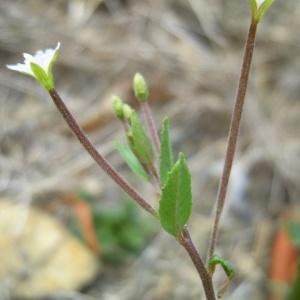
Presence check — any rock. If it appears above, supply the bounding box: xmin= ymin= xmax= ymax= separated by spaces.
xmin=0 ymin=200 xmax=100 ymax=299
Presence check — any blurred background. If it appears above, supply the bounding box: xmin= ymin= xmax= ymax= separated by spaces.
xmin=1 ymin=0 xmax=300 ymax=299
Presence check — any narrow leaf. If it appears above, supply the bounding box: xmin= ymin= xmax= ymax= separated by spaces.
xmin=208 ymin=255 xmax=235 ymax=279
xmin=159 ymin=152 xmax=192 ymax=237
xmin=159 ymin=117 xmax=174 ymax=186
xmin=115 ymin=142 xmax=148 ymax=181
xmin=129 ymin=112 xmax=153 ymax=165
xmin=256 ymin=0 xmax=275 ymax=22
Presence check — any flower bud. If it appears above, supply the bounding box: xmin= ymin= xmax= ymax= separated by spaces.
xmin=133 ymin=73 xmax=149 ymax=102
xmin=123 ymin=104 xmax=135 ymax=121
xmin=112 ymin=95 xmax=124 ymax=120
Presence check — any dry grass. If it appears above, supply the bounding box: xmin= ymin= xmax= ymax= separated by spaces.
xmin=1 ymin=0 xmax=300 ymax=299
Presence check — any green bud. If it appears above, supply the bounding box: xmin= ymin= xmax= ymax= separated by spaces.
xmin=123 ymin=104 xmax=135 ymax=121
xmin=133 ymin=73 xmax=149 ymax=102
xmin=112 ymin=95 xmax=124 ymax=120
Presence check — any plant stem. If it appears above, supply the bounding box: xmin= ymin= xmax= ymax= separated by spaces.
xmin=181 ymin=227 xmax=216 ymax=300
xmin=141 ymin=102 xmax=160 ymax=156
xmin=207 ymin=21 xmax=258 ymax=260
xmin=49 ymin=89 xmax=157 ymax=216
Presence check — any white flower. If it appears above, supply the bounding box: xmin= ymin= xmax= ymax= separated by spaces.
xmin=7 ymin=42 xmax=60 ymax=90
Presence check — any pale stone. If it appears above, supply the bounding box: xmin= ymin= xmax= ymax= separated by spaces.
xmin=0 ymin=200 xmax=99 ymax=298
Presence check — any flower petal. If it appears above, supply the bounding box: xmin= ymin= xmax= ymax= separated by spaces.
xmin=30 ymin=42 xmax=61 ymax=72
xmin=23 ymin=53 xmax=34 ymax=62
xmin=6 ymin=63 xmax=34 ymax=76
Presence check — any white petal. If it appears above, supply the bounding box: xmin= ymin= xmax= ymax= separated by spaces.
xmin=30 ymin=42 xmax=61 ymax=72
xmin=23 ymin=53 xmax=34 ymax=62
xmin=6 ymin=63 xmax=34 ymax=76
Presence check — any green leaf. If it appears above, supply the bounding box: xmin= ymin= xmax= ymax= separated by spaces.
xmin=129 ymin=112 xmax=153 ymax=165
xmin=159 ymin=153 xmax=192 ymax=237
xmin=256 ymin=0 xmax=275 ymax=22
xmin=30 ymin=62 xmax=53 ymax=90
xmin=159 ymin=117 xmax=174 ymax=186
xmin=208 ymin=255 xmax=235 ymax=279
xmin=115 ymin=142 xmax=148 ymax=181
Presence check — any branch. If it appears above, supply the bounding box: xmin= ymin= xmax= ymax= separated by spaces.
xmin=49 ymin=89 xmax=157 ymax=217
xmin=207 ymin=21 xmax=258 ymax=260
xmin=181 ymin=226 xmax=216 ymax=300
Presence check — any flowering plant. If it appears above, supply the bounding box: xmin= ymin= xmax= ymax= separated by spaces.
xmin=7 ymin=42 xmax=60 ymax=90
xmin=7 ymin=2 xmax=276 ymax=299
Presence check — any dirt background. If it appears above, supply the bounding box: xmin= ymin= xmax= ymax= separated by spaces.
xmin=1 ymin=0 xmax=300 ymax=299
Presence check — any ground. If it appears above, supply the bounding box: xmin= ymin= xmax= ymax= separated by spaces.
xmin=1 ymin=1 xmax=300 ymax=299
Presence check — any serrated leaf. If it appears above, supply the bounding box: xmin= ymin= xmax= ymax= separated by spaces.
xmin=159 ymin=117 xmax=174 ymax=186
xmin=159 ymin=153 xmax=192 ymax=237
xmin=256 ymin=0 xmax=274 ymax=21
xmin=115 ymin=142 xmax=148 ymax=181
xmin=208 ymin=255 xmax=235 ymax=279
xmin=129 ymin=112 xmax=153 ymax=165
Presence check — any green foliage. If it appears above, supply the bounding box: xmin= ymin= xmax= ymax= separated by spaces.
xmin=159 ymin=117 xmax=174 ymax=187
xmin=92 ymin=200 xmax=157 ymax=264
xmin=133 ymin=73 xmax=149 ymax=102
xmin=288 ymin=223 xmax=300 ymax=249
xmin=287 ymin=264 xmax=300 ymax=300
xmin=115 ymin=142 xmax=148 ymax=181
xmin=208 ymin=255 xmax=235 ymax=279
xmin=159 ymin=153 xmax=192 ymax=237
xmin=128 ymin=112 xmax=153 ymax=165
xmin=286 ymin=224 xmax=300 ymax=300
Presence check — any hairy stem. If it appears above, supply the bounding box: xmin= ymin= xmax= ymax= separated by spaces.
xmin=207 ymin=21 xmax=258 ymax=260
xmin=49 ymin=89 xmax=157 ymax=216
xmin=141 ymin=101 xmax=160 ymax=156
xmin=181 ymin=227 xmax=216 ymax=300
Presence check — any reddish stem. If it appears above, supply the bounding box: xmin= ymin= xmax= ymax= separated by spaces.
xmin=181 ymin=227 xmax=216 ymax=300
xmin=49 ymin=89 xmax=157 ymax=216
xmin=207 ymin=22 xmax=258 ymax=260
xmin=141 ymin=101 xmax=160 ymax=156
